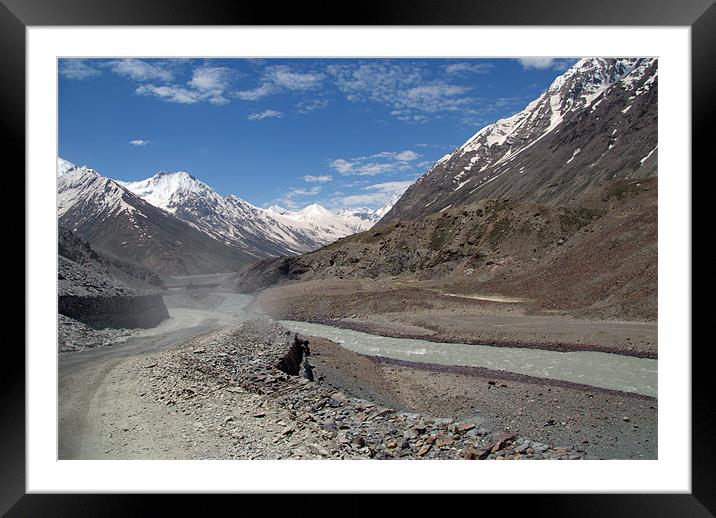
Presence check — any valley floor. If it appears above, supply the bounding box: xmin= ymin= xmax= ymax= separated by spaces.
xmin=59 ymin=277 xmax=657 ymax=460
xmin=253 ymin=278 xmax=658 ymax=358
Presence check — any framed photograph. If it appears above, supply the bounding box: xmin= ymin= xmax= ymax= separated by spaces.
xmin=7 ymin=0 xmax=708 ymax=510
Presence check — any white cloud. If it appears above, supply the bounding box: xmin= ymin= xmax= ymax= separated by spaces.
xmin=329 ymin=149 xmax=420 ymax=176
xmin=334 ymin=192 xmax=391 ymax=207
xmin=445 ymin=62 xmax=494 ymax=75
xmin=516 ymin=58 xmax=572 ymax=70
xmin=397 ymin=84 xmax=471 ymax=114
xmin=235 ymin=65 xmax=324 ymax=103
xmin=265 ymin=65 xmax=324 ymax=91
xmin=129 ymin=139 xmax=150 ymax=146
xmin=135 ymin=84 xmax=201 ymax=104
xmin=275 ymin=185 xmax=322 ymax=208
xmin=235 ymin=83 xmax=277 ymax=101
xmin=289 ymin=186 xmax=321 ymax=196
xmin=116 ymin=61 xmax=232 ymax=105
xmin=329 ymin=159 xmax=353 ymax=174
xmin=296 ymin=98 xmax=329 ymax=113
xmin=188 ymin=66 xmax=231 ymax=105
xmin=332 ymin=179 xmax=413 ymax=209
xmin=326 ymin=61 xmax=476 ymax=122
xmin=59 ymin=59 xmax=100 ymax=80
xmin=365 ymin=180 xmax=414 ymax=193
xmin=393 ymin=150 xmax=419 ymax=161
xmin=136 ymin=65 xmax=234 ymax=105
xmin=247 ymin=109 xmax=283 ymax=121
xmin=105 ymin=59 xmax=174 ymax=82
xmin=302 ymin=175 xmax=333 ymax=183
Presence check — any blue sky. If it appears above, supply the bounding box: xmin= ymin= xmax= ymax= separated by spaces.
xmin=58 ymin=58 xmax=576 ymax=210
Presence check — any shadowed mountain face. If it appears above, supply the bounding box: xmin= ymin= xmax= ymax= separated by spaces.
xmin=58 ymin=165 xmax=255 ymax=276
xmin=58 ymin=225 xmax=165 ymax=289
xmin=381 ymin=58 xmax=657 ymax=224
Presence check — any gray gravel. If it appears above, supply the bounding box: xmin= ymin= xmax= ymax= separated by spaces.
xmin=123 ymin=318 xmax=588 ymax=460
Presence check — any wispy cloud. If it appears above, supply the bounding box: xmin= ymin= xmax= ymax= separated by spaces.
xmin=330 ymin=159 xmax=353 ymax=174
xmin=333 ymin=192 xmax=390 ymax=207
xmin=516 ymin=58 xmax=573 ymax=70
xmin=329 ymin=149 xmax=420 ymax=176
xmin=365 ymin=180 xmax=414 ymax=193
xmin=326 ymin=61 xmax=477 ymax=123
xmin=289 ymin=186 xmax=321 ymax=196
xmin=103 ymin=59 xmax=232 ymax=105
xmin=135 ymin=65 xmax=233 ymax=106
xmin=445 ymin=62 xmax=494 ymax=75
xmin=187 ymin=66 xmax=231 ymax=105
xmin=235 ymin=83 xmax=277 ymax=101
xmin=265 ymin=65 xmax=325 ymax=91
xmin=129 ymin=139 xmax=150 ymax=146
xmin=105 ymin=59 xmax=175 ymax=82
xmin=295 ymin=98 xmax=329 ymax=113
xmin=135 ymin=84 xmax=202 ymax=104
xmin=332 ymin=180 xmax=412 ymax=209
xmin=275 ymin=185 xmax=322 ymax=209
xmin=236 ymin=65 xmax=324 ymax=102
xmin=59 ymin=59 xmax=100 ymax=80
xmin=392 ymin=150 xmax=419 ymax=161
xmin=302 ymin=175 xmax=333 ymax=183
xmin=247 ymin=109 xmax=283 ymax=121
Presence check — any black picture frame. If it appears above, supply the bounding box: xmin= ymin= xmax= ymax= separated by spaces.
xmin=5 ymin=0 xmax=707 ymax=511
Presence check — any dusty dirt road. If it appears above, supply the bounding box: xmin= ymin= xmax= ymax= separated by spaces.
xmin=58 ymin=277 xmax=254 ymax=459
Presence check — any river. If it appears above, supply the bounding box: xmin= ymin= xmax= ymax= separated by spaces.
xmin=280 ymin=320 xmax=658 ymax=397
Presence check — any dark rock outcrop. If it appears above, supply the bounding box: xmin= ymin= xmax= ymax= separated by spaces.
xmin=58 ymin=293 xmax=169 ymax=329
xmin=276 ymin=334 xmax=311 ymax=376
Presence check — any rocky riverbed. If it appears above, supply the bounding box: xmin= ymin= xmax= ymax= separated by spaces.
xmin=122 ymin=318 xmax=591 ymax=460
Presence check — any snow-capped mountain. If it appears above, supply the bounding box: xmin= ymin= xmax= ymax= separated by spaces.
xmin=119 ymin=171 xmax=388 ymax=257
xmin=57 ymin=161 xmax=254 ymax=276
xmin=381 ymin=58 xmax=658 ymax=223
xmin=57 ymin=157 xmax=77 ymax=177
xmin=337 ymin=191 xmax=404 ymax=224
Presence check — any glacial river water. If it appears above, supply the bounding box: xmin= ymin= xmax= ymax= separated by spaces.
xmin=280 ymin=320 xmax=658 ymax=397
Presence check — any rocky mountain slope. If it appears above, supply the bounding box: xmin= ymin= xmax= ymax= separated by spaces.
xmin=58 ymin=228 xmax=169 ymax=352
xmin=119 ymin=171 xmax=397 ymax=257
xmin=236 ymin=177 xmax=657 ymax=321
xmin=234 ymin=57 xmax=658 ymax=321
xmin=381 ymin=58 xmax=657 ymax=224
xmin=58 ymin=160 xmax=255 ymax=276
xmin=58 ymin=225 xmax=164 ymax=289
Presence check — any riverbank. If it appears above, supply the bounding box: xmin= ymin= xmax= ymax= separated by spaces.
xmin=252 ymin=279 xmax=658 ymax=358
xmin=309 ymin=337 xmax=656 ymax=459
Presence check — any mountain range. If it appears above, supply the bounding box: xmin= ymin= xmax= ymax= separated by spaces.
xmin=58 ymin=58 xmax=657 ymax=284
xmin=57 ymin=159 xmax=400 ymax=276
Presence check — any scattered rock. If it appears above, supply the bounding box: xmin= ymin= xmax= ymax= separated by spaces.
xmin=127 ymin=318 xmax=587 ymax=461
